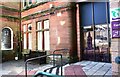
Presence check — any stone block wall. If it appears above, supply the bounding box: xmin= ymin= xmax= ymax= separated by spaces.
xmin=110 ymin=0 xmax=120 ymax=76
xmin=21 ymin=2 xmax=78 ymax=62
xmin=0 ymin=1 xmax=20 ymax=61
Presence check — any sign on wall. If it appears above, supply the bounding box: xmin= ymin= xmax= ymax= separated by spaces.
xmin=110 ymin=7 xmax=120 ymax=38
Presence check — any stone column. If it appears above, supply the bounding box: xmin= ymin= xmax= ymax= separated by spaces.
xmin=76 ymin=3 xmax=81 ymax=61
xmin=110 ymin=0 xmax=120 ymax=76
xmin=67 ymin=3 xmax=78 ymax=63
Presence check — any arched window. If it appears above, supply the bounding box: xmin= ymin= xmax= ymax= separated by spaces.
xmin=1 ymin=27 xmax=13 ymax=50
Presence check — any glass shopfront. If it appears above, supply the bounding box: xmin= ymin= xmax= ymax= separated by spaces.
xmin=80 ymin=2 xmax=111 ymax=62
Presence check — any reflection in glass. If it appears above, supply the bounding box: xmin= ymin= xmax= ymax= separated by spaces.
xmin=95 ymin=24 xmax=110 ymax=48
xmin=2 ymin=28 xmax=11 ymax=49
xmin=84 ymin=24 xmax=111 ymax=49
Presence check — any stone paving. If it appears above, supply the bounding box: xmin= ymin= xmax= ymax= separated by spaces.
xmin=73 ymin=61 xmax=112 ymax=76
xmin=0 ymin=60 xmax=112 ymax=76
xmin=1 ymin=59 xmax=53 ymax=76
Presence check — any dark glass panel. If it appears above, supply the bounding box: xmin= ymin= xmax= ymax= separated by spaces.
xmin=2 ymin=28 xmax=11 ymax=49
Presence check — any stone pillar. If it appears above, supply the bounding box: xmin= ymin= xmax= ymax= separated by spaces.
xmin=76 ymin=3 xmax=81 ymax=61
xmin=110 ymin=0 xmax=120 ymax=76
xmin=62 ymin=3 xmax=78 ymax=63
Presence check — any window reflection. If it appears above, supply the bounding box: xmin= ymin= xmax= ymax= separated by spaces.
xmin=95 ymin=24 xmax=110 ymax=48
xmin=83 ymin=24 xmax=111 ymax=49
xmin=1 ymin=28 xmax=11 ymax=49
xmin=83 ymin=26 xmax=94 ymax=49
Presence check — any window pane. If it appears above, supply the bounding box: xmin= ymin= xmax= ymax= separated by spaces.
xmin=95 ymin=24 xmax=109 ymax=47
xmin=2 ymin=28 xmax=11 ymax=49
xmin=83 ymin=26 xmax=94 ymax=49
xmin=44 ymin=20 xmax=50 ymax=50
xmin=94 ymin=2 xmax=110 ymax=25
xmin=23 ymin=0 xmax=27 ymax=7
xmin=44 ymin=31 xmax=50 ymax=50
xmin=80 ymin=2 xmax=110 ymax=26
xmin=23 ymin=25 xmax=26 ymax=32
xmin=37 ymin=22 xmax=42 ymax=30
xmin=44 ymin=20 xmax=49 ymax=29
xmin=24 ymin=34 xmax=27 ymax=49
xmin=28 ymin=33 xmax=32 ymax=49
xmin=37 ymin=21 xmax=42 ymax=50
xmin=80 ymin=3 xmax=93 ymax=26
xmin=38 ymin=32 xmax=42 ymax=50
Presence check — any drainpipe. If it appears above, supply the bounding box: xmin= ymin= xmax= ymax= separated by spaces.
xmin=19 ymin=0 xmax=22 ymax=59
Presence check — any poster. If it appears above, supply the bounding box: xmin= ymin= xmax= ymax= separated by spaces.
xmin=110 ymin=7 xmax=120 ymax=38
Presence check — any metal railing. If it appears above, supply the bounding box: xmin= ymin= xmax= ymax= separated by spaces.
xmin=25 ymin=54 xmax=63 ymax=77
xmin=52 ymin=48 xmax=69 ymax=66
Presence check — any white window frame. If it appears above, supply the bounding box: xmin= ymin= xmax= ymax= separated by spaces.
xmin=37 ymin=22 xmax=43 ymax=50
xmin=28 ymin=24 xmax=32 ymax=49
xmin=23 ymin=0 xmax=27 ymax=8
xmin=23 ymin=25 xmax=27 ymax=49
xmin=44 ymin=20 xmax=50 ymax=50
xmin=23 ymin=34 xmax=27 ymax=49
xmin=28 ymin=32 xmax=32 ymax=49
xmin=37 ymin=20 xmax=50 ymax=51
xmin=1 ymin=27 xmax=13 ymax=50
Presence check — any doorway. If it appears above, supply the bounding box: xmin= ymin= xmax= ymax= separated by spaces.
xmin=83 ymin=24 xmax=111 ymax=62
xmin=79 ymin=2 xmax=111 ymax=62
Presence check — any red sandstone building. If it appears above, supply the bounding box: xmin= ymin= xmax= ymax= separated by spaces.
xmin=0 ymin=1 xmax=21 ymax=61
xmin=21 ymin=1 xmax=111 ymax=63
xmin=21 ymin=1 xmax=79 ymax=62
xmin=1 ymin=0 xmax=120 ymax=75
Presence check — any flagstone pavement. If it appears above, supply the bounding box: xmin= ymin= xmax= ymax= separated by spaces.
xmin=0 ymin=60 xmax=112 ymax=77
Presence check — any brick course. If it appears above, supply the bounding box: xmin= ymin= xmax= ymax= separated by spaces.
xmin=110 ymin=0 xmax=120 ymax=75
xmin=21 ymin=2 xmax=78 ymax=62
xmin=0 ymin=2 xmax=20 ymax=61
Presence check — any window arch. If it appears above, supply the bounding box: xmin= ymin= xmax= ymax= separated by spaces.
xmin=1 ymin=27 xmax=13 ymax=50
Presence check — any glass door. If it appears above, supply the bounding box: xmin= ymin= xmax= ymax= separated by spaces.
xmin=83 ymin=26 xmax=95 ymax=61
xmin=80 ymin=2 xmax=111 ymax=62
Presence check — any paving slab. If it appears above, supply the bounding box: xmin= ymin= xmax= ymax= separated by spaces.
xmin=85 ymin=63 xmax=105 ymax=75
xmin=82 ymin=61 xmax=98 ymax=71
xmin=1 ymin=60 xmax=112 ymax=77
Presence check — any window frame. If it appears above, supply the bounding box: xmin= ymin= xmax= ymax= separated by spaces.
xmin=23 ymin=24 xmax=32 ymax=50
xmin=23 ymin=25 xmax=27 ymax=49
xmin=81 ymin=2 xmax=110 ymax=49
xmin=28 ymin=24 xmax=32 ymax=49
xmin=1 ymin=27 xmax=13 ymax=50
xmin=36 ymin=20 xmax=50 ymax=51
xmin=23 ymin=0 xmax=27 ymax=8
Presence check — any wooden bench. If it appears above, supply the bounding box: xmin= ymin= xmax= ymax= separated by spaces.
xmin=64 ymin=65 xmax=86 ymax=77
xmin=24 ymin=50 xmax=46 ymax=64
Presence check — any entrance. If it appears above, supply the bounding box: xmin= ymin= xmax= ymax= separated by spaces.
xmin=83 ymin=24 xmax=111 ymax=62
xmin=79 ymin=2 xmax=111 ymax=62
